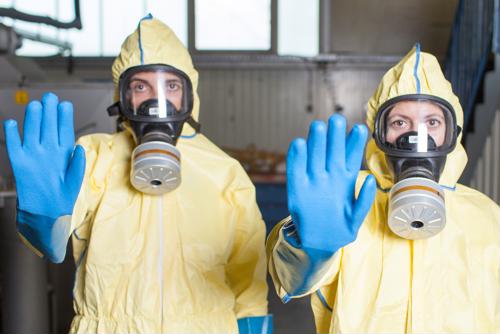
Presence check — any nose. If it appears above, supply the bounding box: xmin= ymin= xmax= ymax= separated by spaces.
xmin=152 ymin=82 xmax=160 ymax=97
xmin=410 ymin=122 xmax=420 ymax=132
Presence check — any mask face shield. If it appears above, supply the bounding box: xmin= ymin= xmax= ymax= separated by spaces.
xmin=374 ymin=95 xmax=458 ymax=158
xmin=119 ymin=64 xmax=193 ymax=125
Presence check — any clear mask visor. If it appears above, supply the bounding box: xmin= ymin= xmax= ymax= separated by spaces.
xmin=378 ymin=99 xmax=456 ymax=154
xmin=119 ymin=65 xmax=192 ymax=122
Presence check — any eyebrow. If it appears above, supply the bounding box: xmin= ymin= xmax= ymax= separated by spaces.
xmin=129 ymin=78 xmax=149 ymax=84
xmin=129 ymin=78 xmax=183 ymax=87
xmin=387 ymin=113 xmax=411 ymax=121
xmin=165 ymin=79 xmax=182 ymax=84
xmin=423 ymin=113 xmax=445 ymax=120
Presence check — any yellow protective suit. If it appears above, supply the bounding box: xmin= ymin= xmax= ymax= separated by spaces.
xmin=267 ymin=46 xmax=499 ymax=333
xmin=67 ymin=17 xmax=268 ymax=333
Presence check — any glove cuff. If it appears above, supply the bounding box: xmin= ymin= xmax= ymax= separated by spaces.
xmin=272 ymin=217 xmax=340 ymax=300
xmin=17 ymin=209 xmax=72 ymax=263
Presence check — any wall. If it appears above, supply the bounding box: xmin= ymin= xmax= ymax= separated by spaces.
xmin=0 ymin=83 xmax=116 ymax=186
xmin=198 ymin=62 xmax=389 ymax=153
xmin=0 ymin=60 xmax=393 ymax=185
xmin=469 ymin=109 xmax=500 ymax=204
xmin=462 ymin=54 xmax=500 ymax=205
xmin=328 ymin=0 xmax=459 ymax=58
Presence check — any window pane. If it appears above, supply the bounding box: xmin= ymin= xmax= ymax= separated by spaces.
xmin=9 ymin=0 xmax=56 ymax=16
xmin=57 ymin=0 xmax=77 ymax=22
xmin=2 ymin=0 xmax=192 ymax=56
xmin=0 ymin=0 xmax=14 ymax=6
xmin=62 ymin=0 xmax=101 ymax=56
xmin=56 ymin=0 xmax=76 ymax=48
xmin=12 ymin=0 xmax=58 ymax=56
xmin=13 ymin=0 xmax=57 ymax=39
xmin=102 ymin=0 xmax=145 ymax=56
xmin=195 ymin=0 xmax=271 ymax=50
xmin=278 ymin=0 xmax=318 ymax=56
xmin=146 ymin=0 xmax=188 ymax=47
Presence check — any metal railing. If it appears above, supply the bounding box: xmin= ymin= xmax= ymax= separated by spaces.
xmin=445 ymin=0 xmax=499 ymax=131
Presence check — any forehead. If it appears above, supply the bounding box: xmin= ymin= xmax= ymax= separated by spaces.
xmin=130 ymin=71 xmax=182 ymax=82
xmin=389 ymin=100 xmax=444 ymax=117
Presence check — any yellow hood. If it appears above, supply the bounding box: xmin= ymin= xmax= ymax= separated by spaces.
xmin=365 ymin=45 xmax=468 ymax=190
xmin=111 ymin=14 xmax=199 ymax=135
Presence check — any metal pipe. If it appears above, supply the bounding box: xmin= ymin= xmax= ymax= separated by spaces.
xmin=194 ymin=53 xmax=403 ymax=64
xmin=30 ymin=53 xmax=406 ymax=72
xmin=14 ymin=26 xmax=72 ymax=52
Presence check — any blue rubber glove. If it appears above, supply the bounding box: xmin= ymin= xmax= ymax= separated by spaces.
xmin=286 ymin=114 xmax=376 ymax=256
xmin=3 ymin=92 xmax=85 ymax=263
xmin=237 ymin=315 xmax=273 ymax=334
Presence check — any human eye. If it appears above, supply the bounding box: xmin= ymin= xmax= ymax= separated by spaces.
xmin=131 ymin=81 xmax=149 ymax=93
xmin=166 ymin=80 xmax=182 ymax=92
xmin=390 ymin=119 xmax=407 ymax=129
xmin=426 ymin=118 xmax=442 ymax=128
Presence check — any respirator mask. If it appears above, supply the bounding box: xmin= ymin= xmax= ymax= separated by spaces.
xmin=108 ymin=64 xmax=200 ymax=195
xmin=374 ymin=94 xmax=460 ymax=239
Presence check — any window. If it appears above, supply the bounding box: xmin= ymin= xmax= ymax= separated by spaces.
xmin=1 ymin=0 xmax=187 ymax=56
xmin=192 ymin=0 xmax=272 ymax=51
xmin=0 ymin=0 xmax=318 ymax=57
xmin=278 ymin=0 xmax=319 ymax=56
xmin=1 ymin=0 xmax=61 ymax=55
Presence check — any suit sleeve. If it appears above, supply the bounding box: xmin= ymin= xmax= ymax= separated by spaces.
xmin=224 ymin=166 xmax=269 ymax=319
xmin=266 ymin=217 xmax=342 ymax=302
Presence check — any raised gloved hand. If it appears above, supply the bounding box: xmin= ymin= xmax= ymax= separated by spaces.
xmin=3 ymin=92 xmax=85 ymax=262
xmin=286 ymin=114 xmax=376 ymax=255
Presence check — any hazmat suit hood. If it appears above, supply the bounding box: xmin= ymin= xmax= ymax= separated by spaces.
xmin=111 ymin=14 xmax=199 ymax=137
xmin=365 ymin=45 xmax=467 ymax=190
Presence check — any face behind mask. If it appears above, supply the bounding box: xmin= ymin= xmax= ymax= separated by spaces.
xmin=374 ymin=94 xmax=460 ymax=239
xmin=108 ymin=64 xmax=200 ymax=195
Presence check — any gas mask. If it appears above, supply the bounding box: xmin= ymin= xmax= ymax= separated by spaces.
xmin=374 ymin=94 xmax=460 ymax=239
xmin=107 ymin=64 xmax=200 ymax=195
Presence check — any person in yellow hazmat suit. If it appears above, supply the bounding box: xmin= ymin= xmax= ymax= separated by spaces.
xmin=267 ymin=43 xmax=499 ymax=333
xmin=3 ymin=14 xmax=272 ymax=333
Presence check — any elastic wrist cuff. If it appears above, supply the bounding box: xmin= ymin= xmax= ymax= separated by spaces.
xmin=17 ymin=210 xmax=71 ymax=263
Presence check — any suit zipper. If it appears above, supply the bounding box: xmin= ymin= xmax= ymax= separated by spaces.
xmin=158 ymin=197 xmax=164 ymax=332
